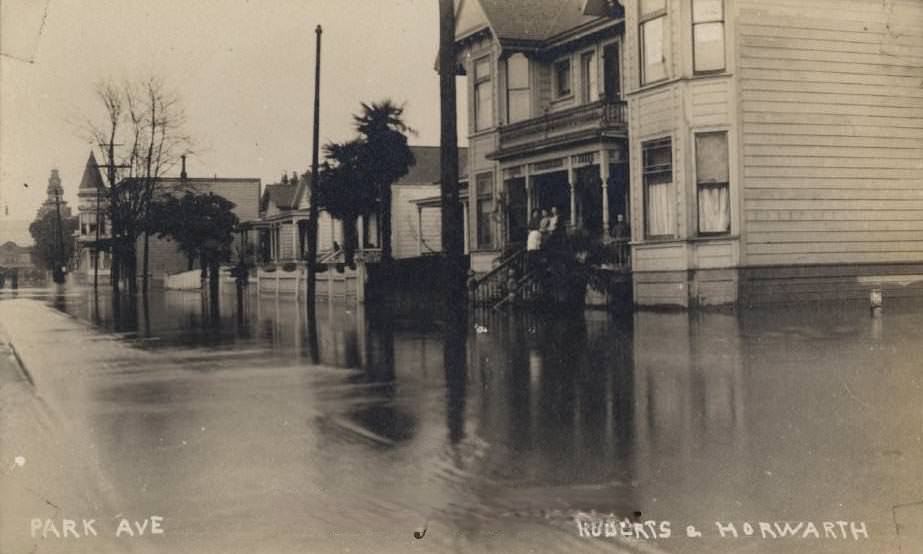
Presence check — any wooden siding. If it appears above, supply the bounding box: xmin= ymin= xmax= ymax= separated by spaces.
xmin=738 ymin=0 xmax=923 ymax=266
xmin=391 ymin=185 xmax=442 ymax=259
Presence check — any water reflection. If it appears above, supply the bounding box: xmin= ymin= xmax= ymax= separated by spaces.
xmin=22 ymin=287 xmax=918 ymax=552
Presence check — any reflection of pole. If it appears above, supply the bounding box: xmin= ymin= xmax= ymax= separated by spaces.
xmin=305 ymin=24 xmax=323 ymax=353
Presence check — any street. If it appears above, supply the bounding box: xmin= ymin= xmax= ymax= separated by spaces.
xmin=1 ymin=287 xmax=921 ymax=553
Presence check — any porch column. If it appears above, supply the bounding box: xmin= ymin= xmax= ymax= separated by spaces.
xmin=463 ymin=202 xmax=469 ymax=254
xmin=600 ymin=150 xmax=610 ymax=236
xmin=269 ymin=225 xmax=275 ymax=261
xmin=524 ymin=163 xmax=532 ymax=215
xmin=291 ymin=218 xmax=298 ymax=260
xmin=416 ymin=206 xmax=423 ymax=256
xmin=568 ymin=158 xmax=577 ymax=227
xmin=358 ymin=215 xmax=365 ymax=249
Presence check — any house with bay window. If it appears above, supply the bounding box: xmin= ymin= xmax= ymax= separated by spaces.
xmin=455 ymin=0 xmax=923 ymax=307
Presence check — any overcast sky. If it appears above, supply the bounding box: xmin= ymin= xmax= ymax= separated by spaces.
xmin=0 ymin=0 xmax=467 ymax=240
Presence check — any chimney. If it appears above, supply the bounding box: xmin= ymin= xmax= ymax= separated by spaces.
xmin=180 ymin=155 xmax=188 ymax=180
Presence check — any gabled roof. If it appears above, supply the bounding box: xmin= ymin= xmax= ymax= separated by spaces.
xmin=261 ymin=183 xmax=298 ymax=212
xmin=79 ymin=152 xmax=106 ymax=191
xmin=472 ymin=0 xmax=601 ymax=45
xmin=396 ymin=146 xmax=469 ymax=186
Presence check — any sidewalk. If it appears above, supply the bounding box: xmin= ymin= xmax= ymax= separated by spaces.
xmin=0 ymin=300 xmax=158 ymax=554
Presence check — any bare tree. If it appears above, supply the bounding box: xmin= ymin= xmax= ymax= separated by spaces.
xmin=85 ymin=77 xmax=192 ymax=295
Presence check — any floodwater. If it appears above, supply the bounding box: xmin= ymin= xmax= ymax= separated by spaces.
xmin=1 ymin=285 xmax=921 ymax=554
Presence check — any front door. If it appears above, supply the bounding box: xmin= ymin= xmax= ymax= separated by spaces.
xmin=533 ymin=171 xmax=570 ymax=222
xmin=506 ymin=177 xmax=528 ymax=245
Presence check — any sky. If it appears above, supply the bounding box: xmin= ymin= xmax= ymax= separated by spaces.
xmin=0 ymin=0 xmax=468 ymax=244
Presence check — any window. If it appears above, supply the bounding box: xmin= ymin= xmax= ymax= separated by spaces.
xmin=581 ymin=51 xmax=598 ymax=103
xmin=554 ymin=59 xmax=572 ymax=98
xmin=603 ymin=43 xmax=621 ymax=100
xmin=639 ymin=0 xmax=667 ymax=84
xmin=695 ymin=132 xmax=730 ymax=235
xmin=476 ymin=173 xmax=494 ymax=248
xmin=642 ymin=138 xmax=674 ymax=238
xmin=474 ymin=57 xmax=493 ymax=131
xmin=693 ymin=0 xmax=725 ymax=73
xmin=506 ymin=53 xmax=530 ymax=123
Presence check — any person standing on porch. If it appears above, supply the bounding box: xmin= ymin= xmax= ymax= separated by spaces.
xmin=547 ymin=206 xmax=563 ymax=250
xmin=526 ymin=225 xmax=542 ymax=272
xmin=528 ymin=209 xmax=542 ymax=232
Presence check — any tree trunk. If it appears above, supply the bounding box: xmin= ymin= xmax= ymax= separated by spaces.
xmin=208 ymin=261 xmax=220 ymax=301
xmin=200 ymin=254 xmax=208 ymax=289
xmin=142 ymin=230 xmax=150 ymax=293
xmin=125 ymin=240 xmax=138 ymax=296
xmin=343 ymin=214 xmax=358 ymax=267
xmin=380 ymin=186 xmax=392 ymax=273
xmin=187 ymin=254 xmax=194 ymax=271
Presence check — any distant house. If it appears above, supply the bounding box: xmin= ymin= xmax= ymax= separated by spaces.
xmin=0 ymin=241 xmax=32 ymax=269
xmin=74 ymin=153 xmax=261 ymax=287
xmin=250 ymin=145 xmax=467 ymax=264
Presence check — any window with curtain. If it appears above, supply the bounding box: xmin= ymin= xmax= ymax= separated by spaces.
xmin=640 ymin=0 xmax=667 ymax=84
xmin=474 ymin=57 xmax=493 ymax=131
xmin=506 ymin=53 xmax=530 ymax=123
xmin=693 ymin=0 xmax=725 ymax=73
xmin=696 ymin=131 xmax=730 ymax=235
xmin=642 ymin=138 xmax=674 ymax=238
xmin=554 ymin=59 xmax=572 ymax=98
xmin=581 ymin=51 xmax=598 ymax=104
xmin=476 ymin=173 xmax=494 ymax=248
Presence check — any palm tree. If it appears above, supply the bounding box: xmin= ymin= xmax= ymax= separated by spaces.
xmin=318 ymin=139 xmax=378 ymax=267
xmin=353 ymin=100 xmax=416 ymax=269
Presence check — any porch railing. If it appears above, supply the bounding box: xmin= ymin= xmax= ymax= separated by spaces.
xmin=470 ymin=249 xmax=527 ymax=306
xmin=497 ymin=100 xmax=628 ymax=151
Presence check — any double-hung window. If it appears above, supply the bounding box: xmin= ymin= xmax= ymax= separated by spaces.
xmin=693 ymin=0 xmax=725 ymax=73
xmin=476 ymin=173 xmax=494 ymax=248
xmin=554 ymin=59 xmax=572 ymax=99
xmin=506 ymin=53 xmax=530 ymax=123
xmin=474 ymin=57 xmax=493 ymax=131
xmin=581 ymin=51 xmax=598 ymax=103
xmin=642 ymin=138 xmax=674 ymax=238
xmin=695 ymin=132 xmax=730 ymax=235
xmin=639 ymin=0 xmax=667 ymax=84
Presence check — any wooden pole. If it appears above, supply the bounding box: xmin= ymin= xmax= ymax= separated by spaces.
xmin=306 ymin=25 xmax=323 ymax=321
xmin=439 ymin=0 xmax=465 ymax=307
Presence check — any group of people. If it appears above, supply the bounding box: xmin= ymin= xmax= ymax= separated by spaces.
xmin=526 ymin=206 xmax=566 ymax=261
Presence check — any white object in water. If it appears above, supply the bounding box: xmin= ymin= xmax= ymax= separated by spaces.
xmin=869 ymin=288 xmax=883 ymax=309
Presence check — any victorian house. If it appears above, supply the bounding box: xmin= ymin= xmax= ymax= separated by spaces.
xmin=455 ymin=0 xmax=923 ymax=307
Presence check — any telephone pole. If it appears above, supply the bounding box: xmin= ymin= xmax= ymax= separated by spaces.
xmin=306 ymin=25 xmax=323 ymax=319
xmin=439 ymin=0 xmax=465 ymax=306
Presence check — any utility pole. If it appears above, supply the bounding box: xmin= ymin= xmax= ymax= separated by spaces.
xmin=439 ymin=0 xmax=465 ymax=306
xmin=52 ymin=189 xmax=65 ymax=284
xmin=306 ymin=25 xmax=323 ymax=319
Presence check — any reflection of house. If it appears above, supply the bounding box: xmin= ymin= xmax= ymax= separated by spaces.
xmin=74 ymin=153 xmax=261 ymax=287
xmin=455 ymin=0 xmax=923 ymax=307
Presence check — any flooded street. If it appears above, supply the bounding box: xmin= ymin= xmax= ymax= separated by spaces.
xmin=1 ymin=286 xmax=922 ymax=553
